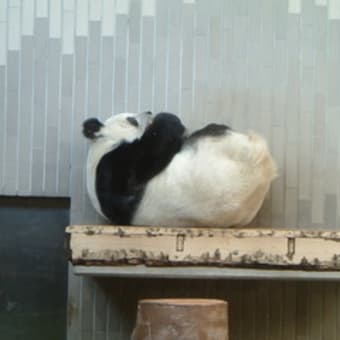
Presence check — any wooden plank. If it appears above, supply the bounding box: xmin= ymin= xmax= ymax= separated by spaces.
xmin=72 ymin=266 xmax=340 ymax=281
xmin=67 ymin=225 xmax=340 ymax=270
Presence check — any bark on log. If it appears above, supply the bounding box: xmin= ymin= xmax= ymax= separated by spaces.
xmin=131 ymin=298 xmax=228 ymax=340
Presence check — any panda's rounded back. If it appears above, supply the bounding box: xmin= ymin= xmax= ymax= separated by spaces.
xmin=132 ymin=129 xmax=277 ymax=227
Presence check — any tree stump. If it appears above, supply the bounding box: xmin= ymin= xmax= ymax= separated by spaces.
xmin=131 ymin=298 xmax=228 ymax=340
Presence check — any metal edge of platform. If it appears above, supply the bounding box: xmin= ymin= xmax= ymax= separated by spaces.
xmin=73 ymin=265 xmax=340 ymax=281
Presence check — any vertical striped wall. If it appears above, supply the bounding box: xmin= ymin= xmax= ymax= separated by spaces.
xmin=67 ymin=278 xmax=340 ymax=340
xmin=0 ymin=0 xmax=340 ymax=231
xmin=1 ymin=1 xmax=340 ymax=339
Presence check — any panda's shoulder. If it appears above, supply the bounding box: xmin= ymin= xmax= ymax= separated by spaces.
xmin=96 ymin=141 xmax=138 ymax=178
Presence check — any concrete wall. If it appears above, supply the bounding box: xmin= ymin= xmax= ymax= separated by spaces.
xmin=1 ymin=0 xmax=340 ymax=339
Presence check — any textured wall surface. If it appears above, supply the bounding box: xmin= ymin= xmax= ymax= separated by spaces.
xmin=1 ymin=0 xmax=340 ymax=230
xmin=1 ymin=0 xmax=340 ymax=339
xmin=68 ymin=278 xmax=340 ymax=340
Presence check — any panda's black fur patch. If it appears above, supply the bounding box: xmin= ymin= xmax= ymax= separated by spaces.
xmin=126 ymin=116 xmax=139 ymax=127
xmin=186 ymin=123 xmax=230 ymax=143
xmin=95 ymin=113 xmax=186 ymax=224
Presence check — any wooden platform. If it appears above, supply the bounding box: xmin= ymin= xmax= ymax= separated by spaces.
xmin=66 ymin=225 xmax=340 ymax=280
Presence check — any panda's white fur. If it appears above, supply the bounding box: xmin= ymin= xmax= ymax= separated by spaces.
xmin=84 ymin=112 xmax=277 ymax=227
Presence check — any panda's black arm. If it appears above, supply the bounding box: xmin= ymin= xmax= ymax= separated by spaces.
xmin=135 ymin=113 xmax=186 ymax=183
xmin=98 ymin=191 xmax=142 ymax=225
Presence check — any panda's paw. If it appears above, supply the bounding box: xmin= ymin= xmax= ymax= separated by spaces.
xmin=148 ymin=112 xmax=186 ymax=137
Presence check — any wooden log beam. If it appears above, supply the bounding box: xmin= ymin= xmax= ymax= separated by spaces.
xmin=66 ymin=225 xmax=340 ymax=270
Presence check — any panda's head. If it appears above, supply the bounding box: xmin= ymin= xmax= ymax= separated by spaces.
xmin=83 ymin=111 xmax=153 ymax=145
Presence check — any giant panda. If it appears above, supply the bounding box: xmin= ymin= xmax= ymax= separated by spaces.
xmin=83 ymin=111 xmax=277 ymax=227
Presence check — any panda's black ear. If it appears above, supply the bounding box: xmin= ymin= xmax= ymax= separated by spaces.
xmin=82 ymin=118 xmax=103 ymax=139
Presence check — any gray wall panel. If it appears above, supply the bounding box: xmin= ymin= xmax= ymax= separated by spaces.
xmin=282 ymin=282 xmax=297 ymax=340
xmin=127 ymin=0 xmax=141 ymax=113
xmin=45 ymin=39 xmax=61 ymax=194
xmin=180 ymin=2 xmax=194 ymax=123
xmin=309 ymin=282 xmax=322 ymax=340
xmin=166 ymin=0 xmax=181 ymax=114
xmin=58 ymin=55 xmax=73 ymax=196
xmin=5 ymin=51 xmax=19 ymax=194
xmin=140 ymin=17 xmax=154 ymax=112
xmin=81 ymin=277 xmax=95 ymax=333
xmin=32 ymin=18 xmax=48 ymax=195
xmin=66 ymin=266 xmax=82 ymax=340
xmin=0 ymin=66 xmax=5 ymax=192
xmin=88 ymin=22 xmax=101 ymax=117
xmin=153 ymin=0 xmax=168 ymax=113
xmin=193 ymin=0 xmax=209 ymax=127
xmin=322 ymin=283 xmax=337 ymax=340
xmin=73 ymin=37 xmax=87 ymax=141
xmin=114 ymin=15 xmax=129 ymax=114
xmin=100 ymin=37 xmax=114 ymax=119
xmin=18 ymin=37 xmax=34 ymax=194
xmin=93 ymin=280 xmax=107 ymax=333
